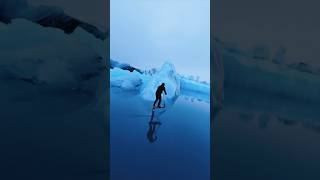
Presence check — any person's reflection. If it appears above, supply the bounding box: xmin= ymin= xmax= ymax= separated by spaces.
xmin=147 ymin=110 xmax=161 ymax=143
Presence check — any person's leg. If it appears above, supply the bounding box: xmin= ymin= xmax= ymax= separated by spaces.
xmin=153 ymin=98 xmax=158 ymax=107
xmin=157 ymin=96 xmax=162 ymax=107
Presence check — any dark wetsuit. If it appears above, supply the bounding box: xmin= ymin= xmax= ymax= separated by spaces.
xmin=153 ymin=84 xmax=167 ymax=107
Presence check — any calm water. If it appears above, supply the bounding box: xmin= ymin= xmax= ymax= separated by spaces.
xmin=214 ymin=89 xmax=320 ymax=180
xmin=110 ymin=88 xmax=210 ymax=180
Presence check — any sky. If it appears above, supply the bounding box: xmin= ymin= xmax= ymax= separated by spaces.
xmin=111 ymin=0 xmax=210 ymax=81
xmin=214 ymin=0 xmax=320 ymax=67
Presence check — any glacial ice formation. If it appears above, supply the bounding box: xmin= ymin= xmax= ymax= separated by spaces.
xmin=180 ymin=78 xmax=209 ymax=99
xmin=215 ymin=38 xmax=320 ymax=103
xmin=110 ymin=61 xmax=210 ymax=103
xmin=110 ymin=59 xmax=142 ymax=73
xmin=0 ymin=19 xmax=108 ymax=113
xmin=110 ymin=68 xmax=143 ymax=90
xmin=140 ymin=62 xmax=180 ymax=102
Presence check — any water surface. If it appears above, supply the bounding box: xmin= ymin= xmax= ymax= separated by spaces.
xmin=214 ymin=90 xmax=320 ymax=180
xmin=110 ymin=88 xmax=210 ymax=180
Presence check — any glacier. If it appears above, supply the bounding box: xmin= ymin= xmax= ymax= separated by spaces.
xmin=140 ymin=62 xmax=180 ymax=102
xmin=110 ymin=61 xmax=210 ymax=104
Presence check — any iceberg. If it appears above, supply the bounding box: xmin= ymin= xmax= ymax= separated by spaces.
xmin=215 ymin=38 xmax=320 ymax=103
xmin=0 ymin=19 xmax=108 ymax=112
xmin=180 ymin=78 xmax=210 ymax=103
xmin=109 ymin=61 xmax=210 ymax=103
xmin=110 ymin=68 xmax=143 ymax=90
xmin=110 ymin=59 xmax=142 ymax=73
xmin=211 ymin=38 xmax=320 ymax=131
xmin=180 ymin=78 xmax=209 ymax=95
xmin=140 ymin=62 xmax=180 ymax=103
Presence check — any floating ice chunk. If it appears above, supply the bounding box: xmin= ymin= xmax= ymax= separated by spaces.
xmin=110 ymin=59 xmax=142 ymax=73
xmin=140 ymin=62 xmax=180 ymax=102
xmin=110 ymin=68 xmax=143 ymax=90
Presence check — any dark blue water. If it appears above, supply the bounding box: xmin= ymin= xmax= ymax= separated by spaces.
xmin=110 ymin=88 xmax=210 ymax=180
xmin=214 ymin=90 xmax=320 ymax=180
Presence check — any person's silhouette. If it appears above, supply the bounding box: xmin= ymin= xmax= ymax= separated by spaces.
xmin=147 ymin=110 xmax=161 ymax=143
xmin=153 ymin=83 xmax=167 ymax=108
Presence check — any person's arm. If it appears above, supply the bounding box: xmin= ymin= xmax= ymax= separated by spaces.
xmin=164 ymin=87 xmax=167 ymax=95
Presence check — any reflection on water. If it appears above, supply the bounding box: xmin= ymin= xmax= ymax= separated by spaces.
xmin=147 ymin=110 xmax=162 ymax=143
xmin=214 ymin=89 xmax=320 ymax=180
xmin=234 ymin=109 xmax=320 ymax=134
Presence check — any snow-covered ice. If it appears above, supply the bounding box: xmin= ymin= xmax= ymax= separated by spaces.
xmin=140 ymin=62 xmax=180 ymax=102
xmin=0 ymin=19 xmax=107 ymax=103
xmin=110 ymin=61 xmax=210 ymax=103
xmin=110 ymin=67 xmax=143 ymax=90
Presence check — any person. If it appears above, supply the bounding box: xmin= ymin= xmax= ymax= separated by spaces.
xmin=153 ymin=83 xmax=167 ymax=108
